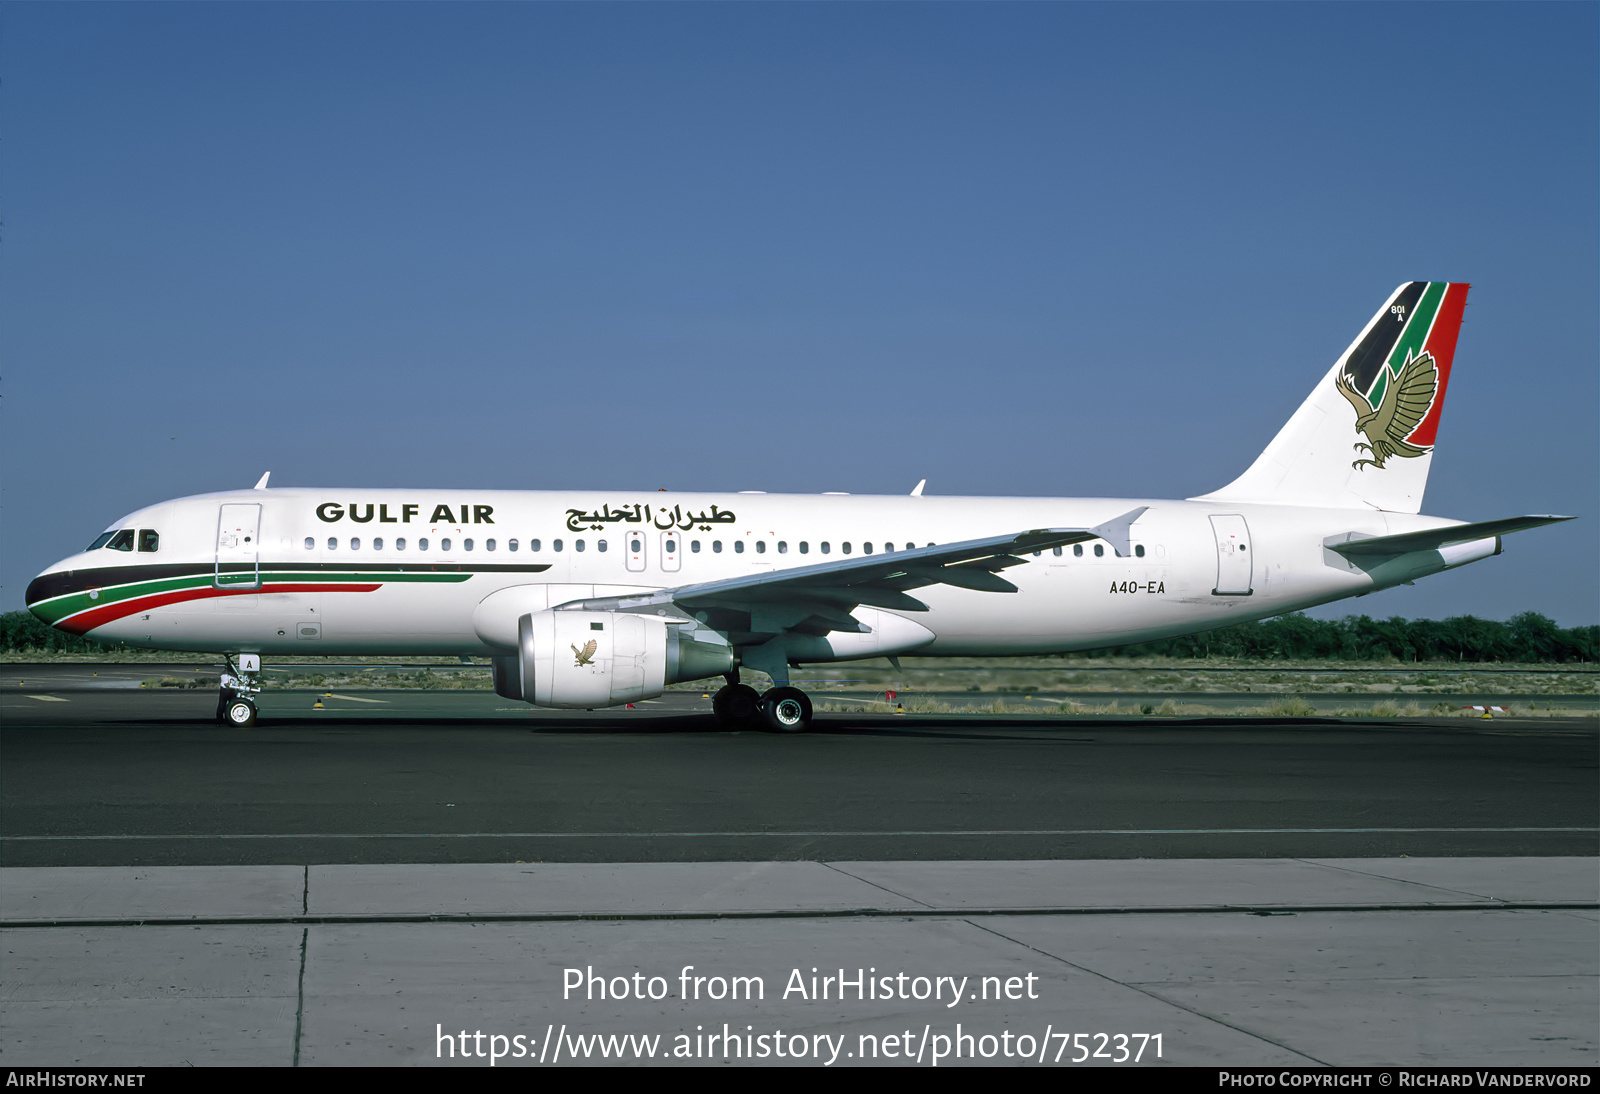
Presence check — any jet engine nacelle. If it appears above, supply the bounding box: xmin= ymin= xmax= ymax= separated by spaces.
xmin=492 ymin=610 xmax=734 ymax=708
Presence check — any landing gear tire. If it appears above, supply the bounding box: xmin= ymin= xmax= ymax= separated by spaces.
xmin=224 ymin=698 xmax=258 ymax=728
xmin=712 ymin=683 xmax=762 ymax=728
xmin=759 ymin=686 xmax=813 ymax=733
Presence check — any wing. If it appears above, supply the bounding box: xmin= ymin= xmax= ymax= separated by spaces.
xmin=1376 ymin=350 xmax=1438 ymax=446
xmin=552 ymin=507 xmax=1149 ymax=641
xmin=1335 ymin=368 xmax=1375 ymax=423
xmin=580 ymin=639 xmax=597 ymax=661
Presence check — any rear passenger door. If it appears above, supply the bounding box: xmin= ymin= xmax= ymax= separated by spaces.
xmin=1209 ymin=514 xmax=1253 ymax=596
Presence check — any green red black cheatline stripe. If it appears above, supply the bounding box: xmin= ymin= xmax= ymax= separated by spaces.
xmin=26 ymin=561 xmax=552 ymax=635
xmin=25 ymin=561 xmax=552 ymax=604
xmin=53 ymin=582 xmax=385 ymax=635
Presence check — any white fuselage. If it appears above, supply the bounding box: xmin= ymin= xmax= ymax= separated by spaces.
xmin=27 ymin=487 xmax=1491 ymax=661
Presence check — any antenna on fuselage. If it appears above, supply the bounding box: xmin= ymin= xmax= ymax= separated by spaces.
xmin=253 ymin=472 xmax=271 ymax=490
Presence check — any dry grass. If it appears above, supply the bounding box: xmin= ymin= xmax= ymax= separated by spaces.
xmin=815 ymin=695 xmax=1584 ymax=719
xmin=267 ymin=669 xmax=495 ymax=690
xmin=140 ymin=675 xmax=218 ymax=690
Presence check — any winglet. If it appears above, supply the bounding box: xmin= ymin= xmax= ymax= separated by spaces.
xmin=910 ymin=479 xmax=926 ymax=497
xmin=253 ymin=472 xmax=271 ymax=491
xmin=1090 ymin=506 xmax=1149 ymax=557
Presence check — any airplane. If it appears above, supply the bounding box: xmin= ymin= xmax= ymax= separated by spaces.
xmin=25 ymin=281 xmax=1572 ymax=731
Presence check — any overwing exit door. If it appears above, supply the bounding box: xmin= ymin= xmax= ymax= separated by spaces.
xmin=659 ymin=531 xmax=681 ymax=572
xmin=216 ymin=503 xmax=262 ymax=589
xmin=625 ymin=530 xmax=646 ymax=572
xmin=1209 ymin=514 xmax=1253 ymax=596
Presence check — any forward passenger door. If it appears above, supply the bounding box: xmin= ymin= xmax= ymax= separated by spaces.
xmin=215 ymin=504 xmax=261 ymax=590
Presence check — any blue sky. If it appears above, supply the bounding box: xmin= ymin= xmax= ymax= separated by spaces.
xmin=3 ymin=2 xmax=1595 ymax=626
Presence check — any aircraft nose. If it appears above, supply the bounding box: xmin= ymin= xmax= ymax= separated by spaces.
xmin=25 ymin=565 xmax=74 ymax=627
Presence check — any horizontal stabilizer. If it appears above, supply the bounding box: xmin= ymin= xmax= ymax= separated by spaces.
xmin=1328 ymin=515 xmax=1573 ymax=556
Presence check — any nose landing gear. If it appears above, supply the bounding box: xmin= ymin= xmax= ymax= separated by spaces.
xmin=216 ymin=653 xmax=262 ymax=728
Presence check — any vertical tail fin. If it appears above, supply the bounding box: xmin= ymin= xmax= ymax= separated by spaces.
xmin=1194 ymin=281 xmax=1469 ymax=514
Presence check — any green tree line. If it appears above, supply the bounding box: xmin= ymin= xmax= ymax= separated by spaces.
xmin=0 ymin=611 xmax=130 ymax=655
xmin=1 ymin=608 xmax=1594 ymax=663
xmin=1083 ymin=611 xmax=1597 ymax=663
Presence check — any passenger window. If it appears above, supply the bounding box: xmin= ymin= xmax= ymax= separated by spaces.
xmin=799 ymin=542 xmax=809 ymax=554
xmin=1033 ymin=550 xmax=1042 ymax=557
xmin=419 ymin=538 xmax=429 ymax=551
xmin=107 ymin=530 xmax=135 ymax=551
xmin=350 ymin=537 xmax=361 ymax=551
xmin=754 ymin=541 xmax=765 ymax=554
xmin=597 ymin=540 xmax=607 ymax=552
xmin=328 ymin=538 xmax=338 ymax=550
xmin=1074 ymin=544 xmax=1083 ymax=557
xmin=777 ymin=541 xmax=787 ymax=553
xmin=304 ymin=537 xmax=315 ymax=550
xmin=87 ymin=532 xmax=116 ymax=551
xmin=863 ymin=543 xmax=872 ymax=554
xmin=576 ymin=539 xmax=586 ymax=552
xmin=138 ymin=530 xmax=159 ymax=553
xmin=664 ymin=539 xmax=676 ymax=553
xmin=1094 ymin=544 xmax=1104 ymax=557
xmin=883 ymin=542 xmax=893 ymax=553
xmin=373 ymin=537 xmax=384 ymax=550
xmin=1135 ymin=544 xmax=1145 ymax=557
xmin=553 ymin=539 xmax=563 ymax=552
xmin=842 ymin=542 xmax=851 ymax=555
xmin=734 ymin=541 xmax=745 ymax=554
xmin=712 ymin=541 xmax=723 ymax=553
xmin=441 ymin=538 xmax=451 ymax=551
xmin=530 ymin=539 xmax=540 ymax=552
xmin=486 ymin=539 xmax=496 ymax=551
xmin=508 ymin=539 xmax=517 ymax=552
xmin=1052 ymin=546 xmax=1062 ymax=556
xmin=464 ymin=539 xmax=474 ymax=552
xmin=396 ymin=538 xmax=407 ymax=551
xmin=691 ymin=540 xmax=701 ymax=553
xmin=821 ymin=542 xmax=831 ymax=555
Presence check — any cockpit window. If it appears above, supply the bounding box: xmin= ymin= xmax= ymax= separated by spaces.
xmin=138 ymin=530 xmax=159 ymax=553
xmin=87 ymin=532 xmax=117 ymax=551
xmin=106 ymin=530 xmax=136 ymax=552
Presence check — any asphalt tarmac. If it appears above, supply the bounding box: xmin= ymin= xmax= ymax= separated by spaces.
xmin=3 ymin=668 xmax=1594 ymax=867
xmin=4 ymin=665 xmax=1596 ymax=1068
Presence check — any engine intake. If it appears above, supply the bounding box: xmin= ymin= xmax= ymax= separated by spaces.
xmin=492 ymin=610 xmax=733 ymax=708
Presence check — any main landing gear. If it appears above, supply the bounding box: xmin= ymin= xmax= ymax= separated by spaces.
xmin=711 ymin=679 xmax=814 ymax=732
xmin=216 ymin=653 xmax=262 ymax=728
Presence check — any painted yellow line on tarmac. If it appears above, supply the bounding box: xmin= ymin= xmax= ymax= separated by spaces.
xmin=321 ymin=693 xmax=389 ymax=704
xmin=25 ymin=695 xmax=69 ymax=702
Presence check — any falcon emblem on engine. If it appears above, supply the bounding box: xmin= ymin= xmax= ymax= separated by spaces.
xmin=572 ymin=639 xmax=598 ymax=667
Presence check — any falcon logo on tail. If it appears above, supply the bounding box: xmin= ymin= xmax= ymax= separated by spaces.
xmin=1336 ymin=348 xmax=1438 ymax=471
